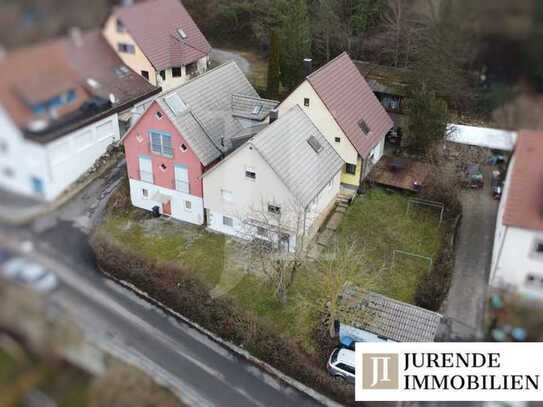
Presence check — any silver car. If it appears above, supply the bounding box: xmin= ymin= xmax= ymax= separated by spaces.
xmin=327 ymin=347 xmax=356 ymax=384
xmin=1 ymin=258 xmax=58 ymax=293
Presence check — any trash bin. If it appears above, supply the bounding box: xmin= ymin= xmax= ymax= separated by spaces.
xmin=152 ymin=206 xmax=161 ymax=218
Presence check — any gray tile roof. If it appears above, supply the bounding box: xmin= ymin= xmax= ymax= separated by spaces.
xmin=231 ymin=94 xmax=279 ymax=121
xmin=339 ymin=285 xmax=443 ymax=342
xmin=158 ymin=62 xmax=274 ymax=166
xmin=250 ymin=106 xmax=344 ymax=208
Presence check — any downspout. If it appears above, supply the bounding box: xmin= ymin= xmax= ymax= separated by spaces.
xmin=490 ymin=226 xmax=508 ymax=284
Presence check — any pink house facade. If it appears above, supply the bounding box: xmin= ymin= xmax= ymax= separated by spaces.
xmin=124 ymin=102 xmax=208 ymax=224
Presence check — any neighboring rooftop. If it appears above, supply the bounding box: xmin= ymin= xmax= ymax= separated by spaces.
xmin=250 ymin=106 xmax=344 ymax=208
xmin=503 ymin=131 xmax=543 ymax=232
xmin=156 ymin=62 xmax=278 ymax=166
xmin=0 ymin=30 xmax=160 ymax=143
xmin=447 ymin=123 xmax=518 ymax=151
xmin=113 ymin=0 xmax=211 ymax=71
xmin=308 ymin=52 xmax=393 ymax=158
xmin=339 ymin=285 xmax=443 ymax=342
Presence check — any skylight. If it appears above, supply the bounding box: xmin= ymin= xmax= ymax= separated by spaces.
xmin=177 ymin=28 xmax=187 ymax=39
xmin=307 ymin=135 xmax=323 ymax=153
xmin=252 ymin=105 xmax=263 ymax=115
xmin=164 ymin=94 xmax=187 ymax=115
xmin=359 ymin=119 xmax=370 ymax=135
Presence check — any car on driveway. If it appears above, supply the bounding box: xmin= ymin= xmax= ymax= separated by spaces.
xmin=327 ymin=347 xmax=356 ymax=384
xmin=463 ymin=163 xmax=484 ymax=189
xmin=1 ymin=257 xmax=59 ymax=293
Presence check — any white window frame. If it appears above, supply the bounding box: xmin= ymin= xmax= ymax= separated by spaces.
xmin=149 ymin=130 xmax=174 ymax=158
xmin=139 ymin=156 xmax=153 ymax=184
xmin=223 ymin=216 xmax=234 ymax=227
xmin=245 ymin=167 xmax=256 ymax=181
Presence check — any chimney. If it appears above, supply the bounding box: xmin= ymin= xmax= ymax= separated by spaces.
xmin=303 ymin=58 xmax=313 ymax=77
xmin=269 ymin=109 xmax=278 ymax=124
xmin=69 ymin=27 xmax=83 ymax=47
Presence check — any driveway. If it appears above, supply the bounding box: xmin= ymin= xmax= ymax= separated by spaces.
xmin=444 ymin=167 xmax=498 ymax=337
xmin=211 ymin=48 xmax=251 ymax=74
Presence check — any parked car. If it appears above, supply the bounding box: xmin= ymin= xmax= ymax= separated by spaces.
xmin=491 ymin=169 xmax=503 ymax=200
xmin=463 ymin=163 xmax=484 ymax=188
xmin=1 ymin=257 xmax=59 ymax=293
xmin=327 ymin=348 xmax=356 ymax=384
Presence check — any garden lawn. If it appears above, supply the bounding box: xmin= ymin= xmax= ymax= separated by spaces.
xmin=100 ymin=186 xmax=442 ymax=352
xmin=336 ymin=188 xmax=442 ymax=303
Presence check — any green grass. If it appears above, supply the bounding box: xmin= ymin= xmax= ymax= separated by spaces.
xmin=336 ymin=188 xmax=442 ymax=303
xmin=101 ymin=187 xmax=442 ymax=352
xmin=0 ymin=349 xmax=19 ymax=386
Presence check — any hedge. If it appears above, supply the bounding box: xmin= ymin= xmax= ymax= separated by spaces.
xmin=90 ymin=230 xmax=356 ymax=405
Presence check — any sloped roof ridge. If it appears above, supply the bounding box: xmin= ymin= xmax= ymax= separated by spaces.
xmin=307 ymin=51 xmax=349 ymax=80
xmin=232 ymin=93 xmax=280 ymax=104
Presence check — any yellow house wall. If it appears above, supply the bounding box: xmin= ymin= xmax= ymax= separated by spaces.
xmin=278 ymin=81 xmax=361 ymax=188
xmin=102 ymin=15 xmax=157 ymax=86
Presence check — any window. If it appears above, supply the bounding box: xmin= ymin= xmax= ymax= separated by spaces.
xmin=159 ymin=70 xmax=166 ymax=81
xmin=118 ymin=43 xmax=135 ymax=54
xmin=185 ymin=201 xmax=192 ymax=211
xmin=257 ymin=226 xmax=268 ymax=238
xmin=527 ymin=274 xmax=536 ymax=284
xmin=334 ymin=137 xmax=341 ymax=143
xmin=160 ymin=163 xmax=167 ymax=171
xmin=336 ymin=363 xmax=355 ymax=375
xmin=534 ymin=241 xmax=543 ymax=257
xmin=345 ymin=163 xmax=357 ymax=175
xmin=304 ymin=98 xmax=310 ymax=107
xmin=138 ymin=156 xmax=153 ymax=183
xmin=164 ymin=94 xmax=186 ymax=115
xmin=116 ymin=18 xmax=126 ymax=33
xmin=268 ymin=204 xmax=281 ymax=215
xmin=180 ymin=143 xmax=188 ymax=152
xmin=245 ymin=167 xmax=256 ymax=180
xmin=172 ymin=67 xmax=182 ymax=78
xmin=186 ymin=63 xmax=198 ymax=77
xmin=175 ymin=165 xmax=190 ymax=194
xmin=358 ymin=119 xmax=370 ymax=135
xmin=142 ymin=188 xmax=149 ymax=198
xmin=252 ymin=105 xmax=263 ymax=115
xmin=141 ymin=70 xmax=149 ymax=80
xmin=307 ymin=135 xmax=323 ymax=153
xmin=149 ymin=131 xmax=173 ymax=157
xmin=223 ymin=216 xmax=233 ymax=227
xmin=221 ymin=189 xmax=233 ymax=202
xmin=0 ymin=139 xmax=7 ymax=153
xmin=155 ymin=111 xmax=163 ymax=120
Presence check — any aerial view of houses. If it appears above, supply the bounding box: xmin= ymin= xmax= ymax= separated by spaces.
xmin=0 ymin=0 xmax=542 ymax=406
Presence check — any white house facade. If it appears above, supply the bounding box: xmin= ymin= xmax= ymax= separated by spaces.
xmin=490 ymin=131 xmax=543 ymax=299
xmin=0 ymin=107 xmax=120 ymax=201
xmin=203 ymin=106 xmax=343 ymax=251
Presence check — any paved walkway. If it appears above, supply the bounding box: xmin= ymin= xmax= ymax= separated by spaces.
xmin=210 ymin=49 xmax=251 ymax=74
xmin=443 ymin=167 xmax=498 ymax=337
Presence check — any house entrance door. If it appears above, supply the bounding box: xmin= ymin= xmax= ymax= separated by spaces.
xmin=162 ymin=200 xmax=172 ymax=216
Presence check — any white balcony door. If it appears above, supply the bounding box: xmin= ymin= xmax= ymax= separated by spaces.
xmin=139 ymin=156 xmax=153 ymax=183
xmin=175 ymin=165 xmax=189 ymax=194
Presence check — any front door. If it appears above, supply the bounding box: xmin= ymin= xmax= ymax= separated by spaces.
xmin=162 ymin=200 xmax=172 ymax=216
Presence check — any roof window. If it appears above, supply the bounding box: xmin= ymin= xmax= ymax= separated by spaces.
xmin=307 ymin=135 xmax=323 ymax=153
xmin=359 ymin=119 xmax=370 ymax=135
xmin=177 ymin=28 xmax=187 ymax=39
xmin=164 ymin=94 xmax=187 ymax=116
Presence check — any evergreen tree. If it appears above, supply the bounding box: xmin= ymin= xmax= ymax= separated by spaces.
xmin=266 ymin=31 xmax=281 ymax=98
xmin=279 ymin=0 xmax=311 ymax=90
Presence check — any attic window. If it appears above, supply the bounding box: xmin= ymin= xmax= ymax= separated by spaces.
xmin=180 ymin=143 xmax=188 ymax=152
xmin=177 ymin=28 xmax=187 ymax=39
xmin=155 ymin=111 xmax=163 ymax=119
xmin=358 ymin=119 xmax=370 ymax=135
xmin=164 ymin=94 xmax=186 ymax=115
xmin=116 ymin=18 xmax=126 ymax=33
xmin=535 ymin=241 xmax=543 ymax=257
xmin=252 ymin=105 xmax=263 ymax=115
xmin=307 ymin=135 xmax=323 ymax=153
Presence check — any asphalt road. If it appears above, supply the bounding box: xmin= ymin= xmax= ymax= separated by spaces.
xmin=0 ymin=164 xmax=335 ymax=407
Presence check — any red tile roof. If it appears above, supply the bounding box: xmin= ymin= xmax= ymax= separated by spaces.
xmin=307 ymin=52 xmax=393 ymax=158
xmin=114 ymin=0 xmax=211 ymax=71
xmin=503 ymin=130 xmax=543 ymax=232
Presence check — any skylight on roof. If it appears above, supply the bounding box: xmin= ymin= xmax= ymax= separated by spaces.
xmin=252 ymin=105 xmax=263 ymax=115
xmin=307 ymin=135 xmax=323 ymax=153
xmin=164 ymin=94 xmax=187 ymax=115
xmin=177 ymin=28 xmax=187 ymax=39
xmin=359 ymin=119 xmax=370 ymax=135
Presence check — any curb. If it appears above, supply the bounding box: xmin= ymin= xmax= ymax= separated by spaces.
xmin=99 ymin=269 xmax=345 ymax=407
xmin=0 ymin=156 xmax=124 ymax=226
